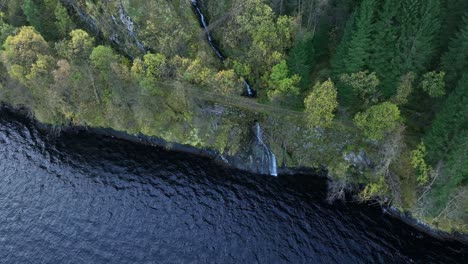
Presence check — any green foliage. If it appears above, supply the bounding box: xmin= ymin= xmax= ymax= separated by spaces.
xmin=232 ymin=61 xmax=251 ymax=77
xmin=128 ymin=53 xmax=169 ymax=94
xmin=267 ymin=60 xmax=300 ymax=100
xmin=235 ymin=0 xmax=294 ymax=52
xmin=90 ymin=45 xmax=118 ymax=76
xmin=392 ymin=72 xmax=415 ymax=106
xmin=396 ymin=0 xmax=441 ymax=75
xmin=55 ymin=2 xmax=75 ymax=37
xmin=328 ymin=161 xmax=351 ymax=181
xmin=369 ymin=0 xmax=400 ymax=97
xmin=4 ymin=0 xmax=27 ymax=27
xmin=410 ymin=143 xmax=431 ymax=185
xmin=178 ymin=57 xmax=215 ymax=85
xmin=439 ymin=0 xmax=468 ymax=53
xmin=143 ymin=53 xmax=168 ymax=80
xmin=57 ymin=29 xmax=95 ymax=61
xmin=441 ymin=14 xmax=468 ymax=89
xmin=1 ymin=26 xmax=49 ymax=83
xmin=429 ymin=132 xmax=468 ymax=215
xmin=19 ymin=0 xmax=73 ymax=40
xmin=22 ymin=0 xmax=60 ymax=40
xmin=223 ymin=0 xmax=296 ymax=87
xmin=343 ymin=0 xmax=376 ymax=73
xmin=359 ymin=176 xmax=388 ymax=201
xmin=424 ymin=74 xmax=468 ymax=163
xmin=287 ymin=34 xmax=315 ymax=90
xmin=0 ymin=13 xmax=16 ymax=45
xmin=131 ymin=58 xmax=145 ymax=79
xmin=331 ymin=11 xmax=356 ymax=78
xmin=339 ymin=71 xmax=380 ymax=106
xmin=304 ymin=79 xmax=338 ymax=128
xmin=26 ymin=54 xmax=55 ymax=82
xmin=354 ymin=102 xmax=401 ymax=141
xmin=212 ymin=70 xmax=241 ymax=96
xmin=421 ymin=71 xmax=446 ymax=98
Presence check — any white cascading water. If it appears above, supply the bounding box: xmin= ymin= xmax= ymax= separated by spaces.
xmin=191 ymin=0 xmax=225 ymax=60
xmin=244 ymin=80 xmax=253 ymax=97
xmin=270 ymin=152 xmax=278 ymax=176
xmin=191 ymin=0 xmax=256 ymax=96
xmin=254 ymin=123 xmax=278 ymax=176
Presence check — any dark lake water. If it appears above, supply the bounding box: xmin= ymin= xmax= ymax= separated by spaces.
xmin=0 ymin=108 xmax=466 ymax=263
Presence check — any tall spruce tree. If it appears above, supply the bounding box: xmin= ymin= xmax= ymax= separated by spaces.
xmin=424 ymin=74 xmax=468 ymax=164
xmin=331 ymin=11 xmax=357 ymax=78
xmin=342 ymin=0 xmax=376 ymax=74
xmin=428 ymin=131 xmax=468 ymax=216
xmin=331 ymin=0 xmax=376 ymax=106
xmin=22 ymin=0 xmax=60 ymax=40
xmin=440 ymin=13 xmax=468 ymax=89
xmin=439 ymin=0 xmax=468 ymax=53
xmin=287 ymin=34 xmax=315 ymax=90
xmin=369 ymin=0 xmax=400 ymax=97
xmin=396 ymin=0 xmax=441 ymax=75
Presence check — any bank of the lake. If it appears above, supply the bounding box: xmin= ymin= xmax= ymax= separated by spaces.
xmin=1 ymin=107 xmax=467 ymax=262
xmin=1 ymin=104 xmax=467 ymax=246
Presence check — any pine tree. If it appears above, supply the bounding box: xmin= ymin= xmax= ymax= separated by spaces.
xmin=369 ymin=0 xmax=400 ymax=97
xmin=287 ymin=34 xmax=315 ymax=90
xmin=55 ymin=2 xmax=75 ymax=38
xmin=331 ymin=0 xmax=376 ymax=106
xmin=440 ymin=13 xmax=468 ymax=89
xmin=342 ymin=0 xmax=376 ymax=73
xmin=439 ymin=0 xmax=468 ymax=53
xmin=22 ymin=0 xmax=60 ymax=40
xmin=424 ymin=74 xmax=468 ymax=164
xmin=396 ymin=0 xmax=441 ymax=75
xmin=331 ymin=11 xmax=356 ymax=77
xmin=330 ymin=11 xmax=356 ymax=105
xmin=429 ymin=131 xmax=468 ymax=215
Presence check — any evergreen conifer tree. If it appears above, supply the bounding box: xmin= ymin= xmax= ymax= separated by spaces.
xmin=330 ymin=12 xmax=358 ymax=106
xmin=396 ymin=0 xmax=441 ymax=75
xmin=440 ymin=13 xmax=468 ymax=89
xmin=369 ymin=0 xmax=400 ymax=97
xmin=287 ymin=34 xmax=315 ymax=90
xmin=342 ymin=0 xmax=376 ymax=74
xmin=439 ymin=0 xmax=468 ymax=53
xmin=331 ymin=11 xmax=356 ymax=78
xmin=424 ymin=74 xmax=468 ymax=163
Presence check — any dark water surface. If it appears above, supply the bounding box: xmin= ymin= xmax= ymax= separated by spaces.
xmin=0 ymin=109 xmax=466 ymax=263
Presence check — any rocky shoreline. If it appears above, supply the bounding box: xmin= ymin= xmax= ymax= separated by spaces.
xmin=1 ymin=103 xmax=467 ymax=245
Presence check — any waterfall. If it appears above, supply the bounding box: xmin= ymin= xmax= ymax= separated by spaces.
xmin=271 ymin=152 xmax=278 ymax=177
xmin=243 ymin=80 xmax=253 ymax=97
xmin=191 ymin=0 xmax=225 ymax=61
xmin=191 ymin=0 xmax=255 ymax=97
xmin=254 ymin=122 xmax=278 ymax=176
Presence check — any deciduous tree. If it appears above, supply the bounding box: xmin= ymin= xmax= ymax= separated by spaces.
xmin=267 ymin=60 xmax=300 ymax=101
xmin=354 ymin=102 xmax=400 ymax=141
xmin=304 ymin=79 xmax=338 ymax=128
xmin=392 ymin=72 xmax=415 ymax=106
xmin=421 ymin=71 xmax=446 ymax=98
xmin=1 ymin=26 xmax=49 ymax=83
xmin=339 ymin=71 xmax=380 ymax=107
xmin=57 ymin=29 xmax=95 ymax=61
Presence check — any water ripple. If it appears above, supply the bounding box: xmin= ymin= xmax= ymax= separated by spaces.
xmin=0 ymin=109 xmax=466 ymax=263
